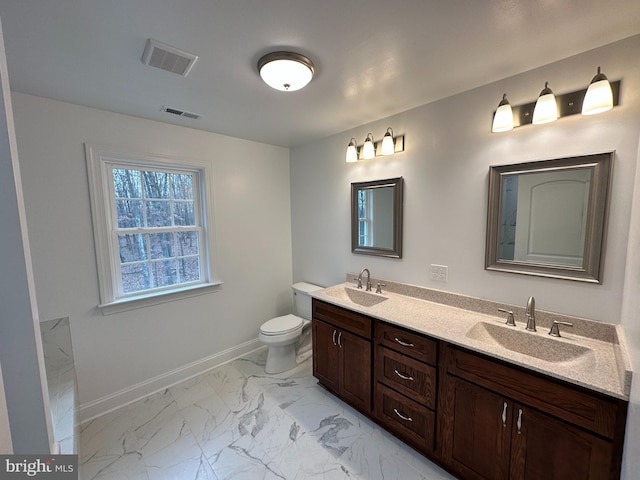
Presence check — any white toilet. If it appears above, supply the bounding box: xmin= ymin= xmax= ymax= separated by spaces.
xmin=259 ymin=282 xmax=323 ymax=374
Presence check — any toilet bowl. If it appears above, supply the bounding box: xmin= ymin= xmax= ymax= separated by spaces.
xmin=259 ymin=282 xmax=322 ymax=374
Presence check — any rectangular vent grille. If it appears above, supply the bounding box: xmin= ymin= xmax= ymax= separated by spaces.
xmin=161 ymin=106 xmax=201 ymax=120
xmin=142 ymin=39 xmax=198 ymax=77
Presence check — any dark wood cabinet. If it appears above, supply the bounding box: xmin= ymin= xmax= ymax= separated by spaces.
xmin=311 ymin=298 xmax=628 ymax=480
xmin=374 ymin=322 xmax=438 ymax=454
xmin=440 ymin=344 xmax=626 ymax=480
xmin=509 ymin=403 xmax=614 ymax=480
xmin=312 ymin=300 xmax=372 ymax=413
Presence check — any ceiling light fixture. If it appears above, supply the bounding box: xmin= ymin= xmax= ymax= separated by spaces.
xmin=491 ymin=94 xmax=514 ymax=133
xmin=257 ymin=51 xmax=315 ymax=92
xmin=532 ymin=82 xmax=558 ymax=125
xmin=582 ymin=66 xmax=614 ymax=115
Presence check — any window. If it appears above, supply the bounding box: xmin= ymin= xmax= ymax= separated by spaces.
xmin=357 ymin=188 xmax=372 ymax=247
xmin=86 ymin=145 xmax=219 ymax=312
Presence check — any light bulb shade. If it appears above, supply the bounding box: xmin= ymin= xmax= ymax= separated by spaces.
xmin=532 ymin=83 xmax=558 ymax=125
xmin=346 ymin=138 xmax=358 ymax=163
xmin=381 ymin=128 xmax=395 ymax=155
xmin=582 ymin=67 xmax=613 ymax=115
xmin=492 ymin=94 xmax=514 ymax=132
xmin=258 ymin=52 xmax=314 ymax=91
xmin=362 ymin=134 xmax=375 ymax=159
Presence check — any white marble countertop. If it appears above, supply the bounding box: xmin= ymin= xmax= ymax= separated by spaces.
xmin=311 ymin=280 xmax=632 ymax=401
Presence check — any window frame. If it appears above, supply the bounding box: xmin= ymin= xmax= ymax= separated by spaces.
xmin=85 ymin=144 xmax=221 ymax=314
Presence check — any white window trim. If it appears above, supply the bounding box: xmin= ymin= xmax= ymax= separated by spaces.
xmin=85 ymin=144 xmax=222 ymax=314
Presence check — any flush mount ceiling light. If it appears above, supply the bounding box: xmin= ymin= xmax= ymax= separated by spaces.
xmin=257 ymin=51 xmax=315 ymax=92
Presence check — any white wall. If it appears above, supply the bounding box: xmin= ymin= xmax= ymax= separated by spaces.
xmin=11 ymin=93 xmax=293 ymax=414
xmin=291 ymin=35 xmax=640 ymax=478
xmin=291 ymin=35 xmax=640 ymax=322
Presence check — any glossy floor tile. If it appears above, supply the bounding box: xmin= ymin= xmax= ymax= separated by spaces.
xmin=80 ymin=349 xmax=456 ymax=479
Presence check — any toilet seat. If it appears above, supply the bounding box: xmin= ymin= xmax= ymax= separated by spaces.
xmin=259 ymin=314 xmax=303 ymax=336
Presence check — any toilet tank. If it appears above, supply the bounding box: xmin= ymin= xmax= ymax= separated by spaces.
xmin=292 ymin=282 xmax=323 ymax=320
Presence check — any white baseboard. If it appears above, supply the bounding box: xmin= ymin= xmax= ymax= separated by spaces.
xmin=78 ymin=338 xmax=264 ymax=423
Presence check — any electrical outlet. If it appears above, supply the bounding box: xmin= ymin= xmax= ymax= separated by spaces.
xmin=430 ymin=264 xmax=448 ymax=282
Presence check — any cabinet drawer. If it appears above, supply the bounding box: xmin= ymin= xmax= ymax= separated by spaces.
xmin=444 ymin=345 xmax=621 ymax=439
xmin=375 ymin=383 xmax=435 ymax=452
xmin=376 ymin=346 xmax=436 ymax=409
xmin=312 ymin=299 xmax=372 ymax=339
xmin=376 ymin=321 xmax=437 ymax=365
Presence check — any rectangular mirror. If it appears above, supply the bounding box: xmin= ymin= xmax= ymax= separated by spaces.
xmin=351 ymin=177 xmax=403 ymax=258
xmin=485 ymin=152 xmax=613 ymax=283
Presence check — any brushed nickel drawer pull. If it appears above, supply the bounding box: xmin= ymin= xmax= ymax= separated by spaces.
xmin=332 ymin=330 xmax=337 ymax=346
xmin=337 ymin=331 xmax=342 ymax=348
xmin=394 ymin=369 xmax=414 ymax=381
xmin=394 ymin=337 xmax=415 ymax=348
xmin=502 ymin=402 xmax=508 ymax=427
xmin=393 ymin=408 xmax=413 ymax=422
xmin=517 ymin=409 xmax=523 ymax=434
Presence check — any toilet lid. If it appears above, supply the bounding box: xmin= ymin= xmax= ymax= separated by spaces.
xmin=260 ymin=314 xmax=304 ymax=336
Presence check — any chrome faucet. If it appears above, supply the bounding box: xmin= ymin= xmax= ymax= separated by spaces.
xmin=525 ymin=296 xmax=536 ymax=332
xmin=357 ymin=268 xmax=372 ymax=291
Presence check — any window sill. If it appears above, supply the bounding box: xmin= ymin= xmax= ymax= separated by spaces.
xmin=98 ymin=281 xmax=223 ymax=315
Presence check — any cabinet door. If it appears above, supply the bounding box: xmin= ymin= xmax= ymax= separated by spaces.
xmin=339 ymin=330 xmax=372 ymax=413
xmin=312 ymin=319 xmax=340 ymax=393
xmin=509 ymin=404 xmax=614 ymax=480
xmin=443 ymin=376 xmax=511 ymax=480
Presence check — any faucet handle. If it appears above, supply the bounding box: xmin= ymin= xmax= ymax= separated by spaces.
xmin=498 ymin=308 xmax=516 ymax=326
xmin=376 ymin=283 xmax=386 ymax=294
xmin=549 ymin=321 xmax=573 ymax=337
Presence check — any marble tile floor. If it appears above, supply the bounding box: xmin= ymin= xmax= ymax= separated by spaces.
xmin=80 ymin=349 xmax=456 ymax=480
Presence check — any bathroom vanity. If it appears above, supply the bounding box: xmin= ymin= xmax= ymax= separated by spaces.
xmin=311 ymin=279 xmax=630 ymax=480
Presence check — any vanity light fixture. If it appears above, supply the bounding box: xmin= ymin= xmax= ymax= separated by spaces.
xmin=381 ymin=128 xmax=396 ymax=155
xmin=346 ymin=138 xmax=358 ymax=163
xmin=257 ymin=51 xmax=315 ymax=92
xmin=491 ymin=94 xmax=514 ymax=133
xmin=532 ymin=82 xmax=558 ymax=125
xmin=345 ymin=128 xmax=405 ymax=162
xmin=491 ymin=68 xmax=620 ymax=133
xmin=362 ymin=133 xmax=376 ymax=160
xmin=582 ymin=67 xmax=614 ymax=115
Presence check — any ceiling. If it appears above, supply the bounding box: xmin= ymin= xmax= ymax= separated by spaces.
xmin=0 ymin=1 xmax=639 ymax=148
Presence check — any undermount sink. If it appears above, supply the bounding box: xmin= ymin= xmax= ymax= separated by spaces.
xmin=324 ymin=286 xmax=388 ymax=307
xmin=465 ymin=321 xmax=594 ymax=365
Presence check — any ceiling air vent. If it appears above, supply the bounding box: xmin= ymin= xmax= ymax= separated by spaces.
xmin=142 ymin=39 xmax=198 ymax=77
xmin=161 ymin=106 xmax=201 ymax=120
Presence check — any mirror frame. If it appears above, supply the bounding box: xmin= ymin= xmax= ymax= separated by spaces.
xmin=485 ymin=152 xmax=613 ymax=283
xmin=351 ymin=177 xmax=404 ymax=258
